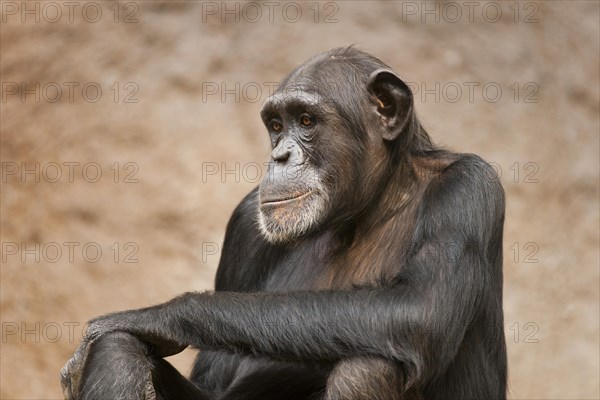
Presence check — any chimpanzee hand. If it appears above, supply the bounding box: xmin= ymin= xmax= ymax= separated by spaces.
xmin=60 ymin=335 xmax=93 ymax=400
xmin=60 ymin=307 xmax=187 ymax=399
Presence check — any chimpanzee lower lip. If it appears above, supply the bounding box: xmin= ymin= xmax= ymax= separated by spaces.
xmin=261 ymin=191 xmax=314 ymax=206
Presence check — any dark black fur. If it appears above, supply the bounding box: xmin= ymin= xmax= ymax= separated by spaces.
xmin=62 ymin=47 xmax=507 ymax=400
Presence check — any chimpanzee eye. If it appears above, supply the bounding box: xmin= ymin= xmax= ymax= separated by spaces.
xmin=270 ymin=120 xmax=283 ymax=132
xmin=300 ymin=114 xmax=313 ymax=128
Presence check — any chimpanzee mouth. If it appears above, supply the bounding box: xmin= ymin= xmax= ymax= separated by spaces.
xmin=260 ymin=190 xmax=315 ymax=206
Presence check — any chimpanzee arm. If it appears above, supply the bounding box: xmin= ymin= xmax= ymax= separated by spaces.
xmin=86 ymin=159 xmax=504 ymax=387
xmin=93 ymin=246 xmax=479 ymax=386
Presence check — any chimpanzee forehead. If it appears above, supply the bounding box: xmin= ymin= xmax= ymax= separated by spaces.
xmin=262 ymin=89 xmax=323 ymax=110
xmin=285 ymin=64 xmax=361 ymax=95
xmin=262 ymin=73 xmax=362 ymax=113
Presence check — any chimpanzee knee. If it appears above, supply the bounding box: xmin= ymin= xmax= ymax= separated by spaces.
xmin=78 ymin=332 xmax=210 ymax=400
xmin=324 ymin=358 xmax=422 ymax=400
xmin=78 ymin=332 xmax=155 ymax=400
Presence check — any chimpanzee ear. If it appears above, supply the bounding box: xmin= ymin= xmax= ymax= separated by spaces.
xmin=367 ymin=68 xmax=414 ymax=141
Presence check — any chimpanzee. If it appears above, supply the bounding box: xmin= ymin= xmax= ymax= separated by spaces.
xmin=61 ymin=47 xmax=507 ymax=400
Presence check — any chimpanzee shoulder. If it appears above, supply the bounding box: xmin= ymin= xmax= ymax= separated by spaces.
xmin=431 ymin=153 xmax=504 ymax=220
xmin=414 ymin=152 xmax=505 ymax=250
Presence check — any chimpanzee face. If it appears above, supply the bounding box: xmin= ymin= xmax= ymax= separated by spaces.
xmin=257 ymin=59 xmax=414 ymax=244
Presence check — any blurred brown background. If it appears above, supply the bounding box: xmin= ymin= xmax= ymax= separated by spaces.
xmin=1 ymin=1 xmax=598 ymax=399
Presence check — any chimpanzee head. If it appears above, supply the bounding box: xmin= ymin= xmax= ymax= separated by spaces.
xmin=258 ymin=47 xmax=421 ymax=244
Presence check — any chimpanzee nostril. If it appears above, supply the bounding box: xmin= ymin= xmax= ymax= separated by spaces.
xmin=271 ymin=146 xmax=291 ymax=163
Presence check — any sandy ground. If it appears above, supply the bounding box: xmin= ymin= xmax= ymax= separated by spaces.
xmin=0 ymin=1 xmax=598 ymax=399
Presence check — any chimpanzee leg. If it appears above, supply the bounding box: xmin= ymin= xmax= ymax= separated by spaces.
xmin=78 ymin=332 xmax=209 ymax=400
xmin=324 ymin=358 xmax=423 ymax=400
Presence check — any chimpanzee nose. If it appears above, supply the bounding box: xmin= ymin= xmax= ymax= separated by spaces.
xmin=270 ymin=136 xmax=307 ymax=168
xmin=271 ymin=142 xmax=291 ymax=164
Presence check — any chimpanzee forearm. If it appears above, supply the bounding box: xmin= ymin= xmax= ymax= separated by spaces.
xmin=96 ymin=290 xmax=428 ymax=365
xmin=168 ymin=289 xmax=419 ymax=360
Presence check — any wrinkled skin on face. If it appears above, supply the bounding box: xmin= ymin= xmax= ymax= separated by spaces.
xmin=258 ymin=89 xmax=332 ymax=243
xmin=258 ymin=85 xmax=371 ymax=243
